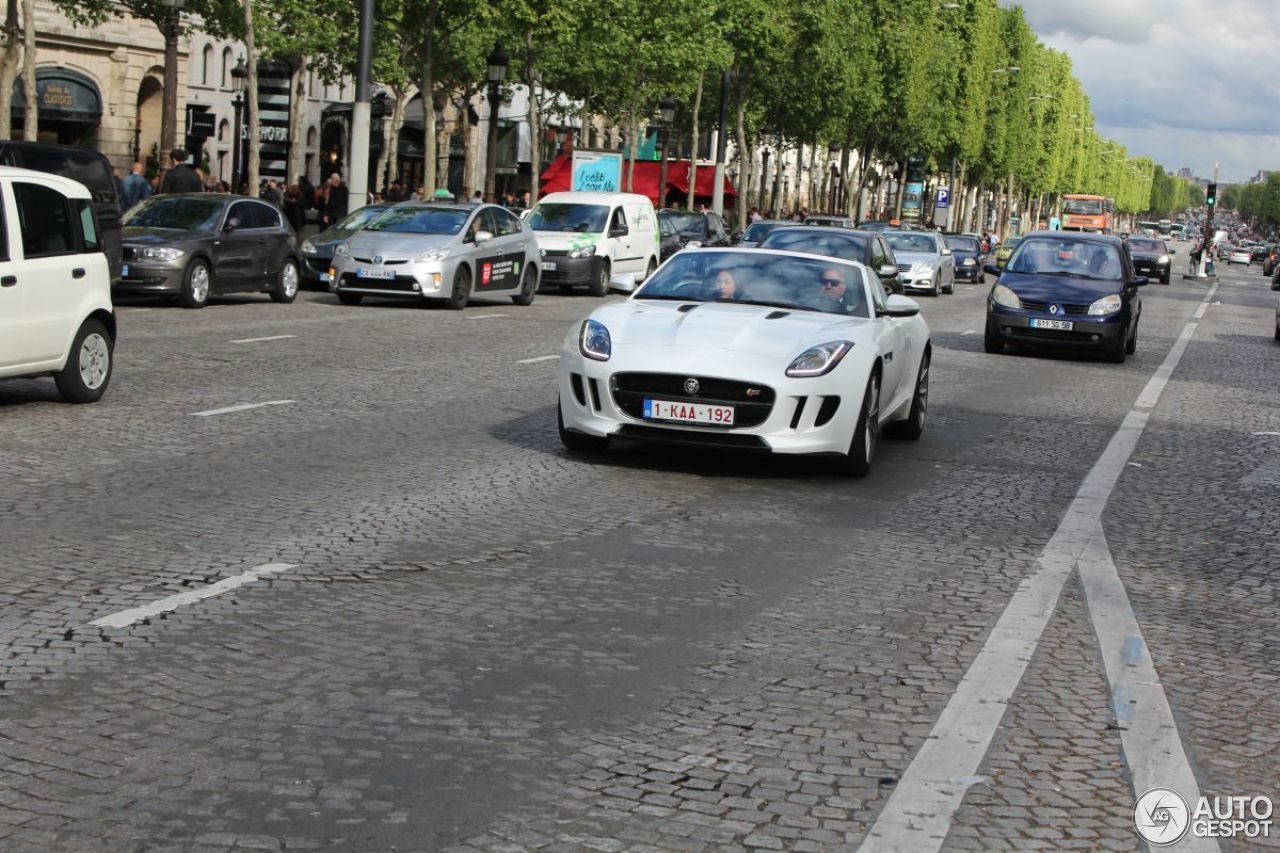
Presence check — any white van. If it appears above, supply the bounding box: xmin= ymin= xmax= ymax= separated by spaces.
xmin=526 ymin=191 xmax=660 ymax=295
xmin=0 ymin=166 xmax=115 ymax=402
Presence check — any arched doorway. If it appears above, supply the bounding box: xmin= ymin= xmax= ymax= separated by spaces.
xmin=320 ymin=120 xmax=345 ymax=181
xmin=10 ymin=67 xmax=104 ymax=147
xmin=135 ymin=74 xmax=164 ymax=170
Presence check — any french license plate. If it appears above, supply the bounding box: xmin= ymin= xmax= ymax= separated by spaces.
xmin=643 ymin=398 xmax=735 ymax=425
xmin=543 ymin=261 xmax=558 ymax=271
xmin=1030 ymin=318 xmax=1073 ymax=331
xmin=356 ymin=267 xmax=395 ymax=280
xmin=121 ymin=264 xmax=129 ymax=277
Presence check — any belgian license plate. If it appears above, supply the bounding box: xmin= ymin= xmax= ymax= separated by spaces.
xmin=121 ymin=264 xmax=129 ymax=277
xmin=543 ymin=261 xmax=558 ymax=271
xmin=643 ymin=399 xmax=735 ymax=425
xmin=1030 ymin=318 xmax=1073 ymax=331
xmin=357 ymin=267 xmax=395 ymax=280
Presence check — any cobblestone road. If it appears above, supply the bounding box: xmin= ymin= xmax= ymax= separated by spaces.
xmin=0 ymin=252 xmax=1276 ymax=852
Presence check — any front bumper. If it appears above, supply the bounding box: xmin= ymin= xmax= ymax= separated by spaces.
xmin=955 ymin=263 xmax=981 ymax=280
xmin=987 ymin=304 xmax=1125 ymax=349
xmin=331 ymin=257 xmax=449 ymax=298
xmin=540 ymin=254 xmax=600 ymax=286
xmin=113 ymin=260 xmax=185 ymax=295
xmin=1132 ymin=260 xmax=1169 ymax=278
xmin=301 ymin=253 xmax=334 ymax=284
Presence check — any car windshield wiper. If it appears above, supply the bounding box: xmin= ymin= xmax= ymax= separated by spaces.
xmin=635 ymin=293 xmax=707 ymax=302
xmin=741 ymin=299 xmax=815 ymax=312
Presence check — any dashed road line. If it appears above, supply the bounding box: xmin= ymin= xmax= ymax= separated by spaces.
xmin=192 ymin=400 xmax=297 ymax=417
xmin=467 ymin=313 xmax=510 ymax=320
xmin=230 ymin=334 xmax=298 ymax=344
xmin=89 ymin=563 xmax=298 ymax=629
xmin=516 ymin=354 xmax=558 ymax=364
xmin=858 ymin=282 xmax=1219 ymax=853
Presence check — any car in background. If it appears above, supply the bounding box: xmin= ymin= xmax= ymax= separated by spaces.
xmin=557 ymin=248 xmax=932 ymax=477
xmin=984 ymin=231 xmax=1145 ymax=364
xmin=757 ymin=226 xmax=903 ymax=294
xmin=118 ymin=194 xmax=300 ymax=309
xmin=995 ymin=236 xmax=1021 ymax=269
xmin=657 ymin=209 xmax=731 ymax=251
xmin=1262 ymin=244 xmax=1280 ymax=277
xmin=0 ymin=140 xmax=122 ymax=283
xmin=737 ymin=219 xmax=798 ymax=248
xmin=856 ymin=221 xmax=895 ymax=232
xmin=1227 ymin=245 xmax=1252 ymax=265
xmin=1127 ymin=236 xmax=1173 ymax=284
xmin=884 ymin=230 xmax=955 ymax=295
xmin=299 ymin=203 xmax=389 ymax=287
xmin=332 ymin=202 xmax=539 ymax=309
xmin=942 ymin=233 xmax=988 ymax=283
xmin=658 ymin=216 xmax=683 ymax=262
xmin=527 ymin=191 xmax=660 ymax=295
xmin=0 ymin=166 xmax=116 ymax=402
xmin=1250 ymin=243 xmax=1270 ymax=263
xmin=804 ymin=215 xmax=855 ymax=229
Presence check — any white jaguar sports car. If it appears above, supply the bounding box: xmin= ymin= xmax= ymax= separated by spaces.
xmin=556 ymin=248 xmax=932 ymax=476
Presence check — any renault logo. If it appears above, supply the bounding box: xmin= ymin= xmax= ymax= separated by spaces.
xmin=372 ymin=255 xmax=384 ymax=265
xmin=1049 ymin=303 xmax=1061 ymax=315
xmin=683 ymin=378 xmax=700 ymax=395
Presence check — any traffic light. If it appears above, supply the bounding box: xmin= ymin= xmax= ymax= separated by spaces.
xmin=1206 ymin=182 xmax=1217 ymax=209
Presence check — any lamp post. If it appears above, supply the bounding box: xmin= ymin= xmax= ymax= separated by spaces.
xmin=827 ymin=142 xmax=841 ymax=213
xmin=229 ymin=57 xmax=247 ymax=192
xmin=758 ymin=129 xmax=775 ymax=214
xmin=158 ymin=0 xmax=187 ymax=179
xmin=484 ymin=40 xmax=508 ymax=203
xmin=657 ymin=95 xmax=675 ymax=209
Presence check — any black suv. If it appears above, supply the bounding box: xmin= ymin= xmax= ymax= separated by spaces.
xmin=657 ymin=209 xmax=731 ymax=250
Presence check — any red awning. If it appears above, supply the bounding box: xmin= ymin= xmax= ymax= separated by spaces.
xmin=537 ymin=155 xmax=737 ymax=207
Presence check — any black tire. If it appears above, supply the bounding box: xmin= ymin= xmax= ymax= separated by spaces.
xmin=984 ymin=325 xmax=1005 ymax=355
xmin=1125 ymin=319 xmax=1138 ymax=355
xmin=558 ymin=403 xmax=610 ymax=453
xmin=836 ymin=372 xmax=880 ymax=478
xmin=643 ymin=258 xmax=657 ymax=281
xmin=54 ymin=318 xmax=113 ymax=404
xmin=943 ymin=275 xmax=954 ymax=294
xmin=1105 ymin=330 xmax=1127 ymax=364
xmin=178 ymin=258 xmax=211 ymax=309
xmin=979 ymin=271 xmax=987 ymax=284
xmin=931 ymin=276 xmax=941 ymax=297
xmin=1274 ymin=317 xmax=1279 ymax=341
xmin=511 ymin=264 xmax=538 ymax=306
xmin=588 ymin=260 xmax=610 ymax=297
xmin=1160 ymin=270 xmax=1170 ymax=285
xmin=270 ymin=259 xmax=300 ymax=304
xmin=890 ymin=351 xmax=929 ymax=441
xmin=446 ymin=265 xmax=472 ymax=310
xmin=337 ymin=290 xmax=364 ymax=305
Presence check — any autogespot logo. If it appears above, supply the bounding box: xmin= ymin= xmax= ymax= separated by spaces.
xmin=1135 ymin=788 xmax=1191 ymax=846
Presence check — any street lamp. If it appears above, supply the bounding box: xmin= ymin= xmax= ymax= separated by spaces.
xmin=484 ymin=40 xmax=508 ymax=203
xmin=657 ymin=95 xmax=676 ymax=208
xmin=230 ymin=56 xmax=247 ymax=193
xmin=758 ymin=130 xmax=775 ymax=213
xmin=159 ymin=0 xmax=187 ymax=180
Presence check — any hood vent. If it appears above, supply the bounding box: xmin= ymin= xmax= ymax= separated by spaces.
xmin=765 ymin=310 xmax=790 ymax=319
xmin=677 ymin=303 xmax=700 ymax=313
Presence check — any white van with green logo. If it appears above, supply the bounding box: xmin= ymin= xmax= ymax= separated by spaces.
xmin=527 ymin=191 xmax=660 ymax=295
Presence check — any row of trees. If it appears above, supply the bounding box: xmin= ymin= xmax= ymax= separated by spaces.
xmin=2 ymin=0 xmax=1201 ymax=229
xmin=1219 ymin=178 xmax=1280 ymax=227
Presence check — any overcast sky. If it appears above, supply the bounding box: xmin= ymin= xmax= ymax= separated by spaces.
xmin=1004 ymin=0 xmax=1277 ymax=183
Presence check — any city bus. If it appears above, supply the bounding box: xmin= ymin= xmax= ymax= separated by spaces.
xmin=1158 ymin=219 xmax=1172 ymax=238
xmin=1061 ymin=194 xmax=1115 ymax=233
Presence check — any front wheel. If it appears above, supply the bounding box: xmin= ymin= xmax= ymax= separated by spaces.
xmin=643 ymin=258 xmax=657 ymax=281
xmin=943 ymin=276 xmax=954 ymax=294
xmin=931 ymin=276 xmax=941 ymax=297
xmin=55 ymin=318 xmax=113 ymax=403
xmin=1125 ymin=319 xmax=1138 ymax=355
xmin=1160 ymin=270 xmax=1171 ymax=284
xmin=1105 ymin=331 xmax=1127 ymax=364
xmin=446 ymin=265 xmax=472 ymax=310
xmin=984 ymin=325 xmax=1005 ymax=355
xmin=511 ymin=264 xmax=538 ymax=306
xmin=270 ymin=259 xmax=300 ymax=303
xmin=588 ymin=260 xmax=610 ymax=297
xmin=558 ymin=403 xmax=610 ymax=453
xmin=179 ymin=259 xmax=210 ymax=309
xmin=836 ymin=373 xmax=880 ymax=478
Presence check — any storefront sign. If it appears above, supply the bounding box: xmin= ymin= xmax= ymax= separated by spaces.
xmin=571 ymin=150 xmax=622 ymax=193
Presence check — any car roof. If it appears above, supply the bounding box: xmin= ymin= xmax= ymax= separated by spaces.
xmin=687 ymin=246 xmax=865 ymax=267
xmin=1023 ymin=229 xmax=1122 ymax=245
xmin=762 ymin=225 xmax=866 ymax=238
xmin=0 ymin=164 xmax=94 ymax=198
xmin=538 ymin=191 xmax=652 ymax=205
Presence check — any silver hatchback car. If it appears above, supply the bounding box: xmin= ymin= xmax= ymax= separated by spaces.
xmin=330 ymin=202 xmax=540 ymax=309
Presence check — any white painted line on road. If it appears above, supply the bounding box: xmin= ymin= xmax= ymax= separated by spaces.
xmin=230 ymin=334 xmax=297 ymax=344
xmin=516 ymin=354 xmax=558 ymax=364
xmin=859 ymin=281 xmax=1220 ymax=853
xmin=1077 ymin=527 xmax=1219 ymax=853
xmin=191 ymin=400 xmax=297 ymax=417
xmin=962 ymin=330 xmax=976 ymax=335
xmin=1252 ymin=431 xmax=1280 ymax=436
xmin=89 ymin=563 xmax=298 ymax=629
xmin=467 ymin=313 xmax=510 ymax=320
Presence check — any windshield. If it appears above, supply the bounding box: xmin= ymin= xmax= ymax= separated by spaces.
xmin=944 ymin=236 xmax=980 ymax=252
xmin=885 ymin=232 xmax=939 ymax=254
xmin=758 ymin=230 xmax=868 ymax=262
xmin=365 ymin=206 xmax=468 ymax=235
xmin=742 ymin=221 xmax=792 ymax=242
xmin=1007 ymin=237 xmax=1125 ymax=281
xmin=660 ymin=212 xmax=708 ymax=239
xmin=527 ymin=203 xmax=609 ymax=233
xmin=806 ymin=217 xmax=851 ymax=228
xmin=1129 ymin=239 xmax=1165 ymax=253
xmin=634 ymin=250 xmax=870 ymax=318
xmin=123 ymin=197 xmax=223 ymax=231
xmin=1062 ymin=198 xmax=1104 ymax=215
xmin=333 ymin=205 xmax=389 ymax=232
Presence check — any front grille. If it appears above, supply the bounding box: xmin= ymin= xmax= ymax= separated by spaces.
xmin=1019 ymin=299 xmax=1088 ymax=316
xmin=611 ymin=372 xmax=775 ymax=429
xmin=542 ymin=249 xmax=570 ymax=258
xmin=615 ymin=425 xmax=771 ymax=451
xmin=338 ymin=273 xmax=419 ymax=292
xmin=122 ymin=246 xmax=135 ymax=260
xmin=896 ymin=263 xmax=912 ymax=273
xmin=353 ymin=256 xmax=408 ymax=265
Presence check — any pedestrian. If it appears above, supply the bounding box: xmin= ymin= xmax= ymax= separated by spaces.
xmin=119 ymin=160 xmax=151 ymax=212
xmin=260 ymin=179 xmax=283 ymax=208
xmin=472 ymin=190 xmax=483 ymax=203
xmin=322 ymin=172 xmax=348 ymax=228
xmin=282 ymin=185 xmax=306 ymax=232
xmin=502 ymin=191 xmax=516 ymax=208
xmin=519 ymin=191 xmax=531 ymax=209
xmin=299 ymin=174 xmax=316 ymax=210
xmin=159 ymin=148 xmax=203 ymax=194
xmin=1190 ymin=238 xmax=1203 ymax=274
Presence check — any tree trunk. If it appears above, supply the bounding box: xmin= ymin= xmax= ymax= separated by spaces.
xmin=286 ymin=56 xmax=306 ymax=186
xmin=894 ymin=163 xmax=906 ymax=220
xmin=625 ymin=101 xmax=638 ymax=193
xmin=734 ymin=89 xmax=748 ymax=213
xmin=20 ymin=0 xmax=36 ymax=140
xmin=457 ymin=89 xmax=476 ymax=198
xmin=421 ymin=30 xmax=437 ymax=194
xmin=244 ymin=0 xmax=260 ymax=193
xmin=685 ymin=71 xmax=702 ymax=211
xmin=0 ymin=0 xmax=20 ymax=140
xmin=525 ymin=36 xmax=543 ymax=205
xmin=436 ymin=93 xmax=450 ymax=191
xmin=375 ymin=84 xmax=406 ymax=190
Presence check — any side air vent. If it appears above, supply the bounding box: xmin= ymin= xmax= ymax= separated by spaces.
xmin=678 ymin=303 xmax=699 ymax=313
xmin=765 ymin=310 xmax=790 ymax=319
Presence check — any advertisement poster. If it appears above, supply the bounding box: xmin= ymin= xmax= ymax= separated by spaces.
xmin=902 ymin=181 xmax=924 ymax=221
xmin=571 ymin=150 xmax=623 ymax=193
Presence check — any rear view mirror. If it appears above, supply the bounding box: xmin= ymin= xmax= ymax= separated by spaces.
xmin=880 ymin=294 xmax=920 ymax=317
xmin=609 ymin=273 xmax=637 ymax=295
xmin=609 ymin=226 xmax=628 ymax=238
xmin=877 ymin=263 xmax=898 ymax=279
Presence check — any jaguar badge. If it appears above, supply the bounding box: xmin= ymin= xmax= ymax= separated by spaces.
xmin=683 ymin=378 xmax=700 ymax=395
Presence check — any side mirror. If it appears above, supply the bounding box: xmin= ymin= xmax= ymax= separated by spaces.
xmin=608 ymin=273 xmax=637 ymax=295
xmin=880 ymin=294 xmax=921 ymax=317
xmin=983 ymin=263 xmax=1002 ymax=276
xmin=941 ymin=248 xmax=952 ymax=256
xmin=877 ymin=263 xmax=898 ymax=279
xmin=473 ymin=230 xmax=494 ymax=244
xmin=1132 ymin=276 xmax=1149 ymax=287
xmin=684 ymin=240 xmax=703 ymax=250
xmin=224 ymin=217 xmax=241 ymax=232
xmin=609 ymin=226 xmax=628 ymax=238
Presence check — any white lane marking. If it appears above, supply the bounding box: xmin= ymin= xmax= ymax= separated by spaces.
xmin=89 ymin=563 xmax=298 ymax=629
xmin=517 ymin=354 xmax=558 ymax=364
xmin=467 ymin=313 xmax=510 ymax=320
xmin=230 ymin=334 xmax=297 ymax=344
xmin=859 ymin=281 xmax=1219 ymax=853
xmin=1252 ymin=431 xmax=1280 ymax=437
xmin=962 ymin=330 xmax=976 ymax=335
xmin=1077 ymin=528 xmax=1219 ymax=853
xmin=191 ymin=400 xmax=297 ymax=417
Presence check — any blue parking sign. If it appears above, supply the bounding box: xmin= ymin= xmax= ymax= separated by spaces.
xmin=936 ymin=187 xmax=950 ymax=209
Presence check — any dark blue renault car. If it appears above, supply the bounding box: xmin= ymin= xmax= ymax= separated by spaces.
xmin=983 ymin=231 xmax=1146 ymax=363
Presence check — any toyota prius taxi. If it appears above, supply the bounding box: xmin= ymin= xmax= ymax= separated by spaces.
xmin=556 ymin=248 xmax=932 ymax=477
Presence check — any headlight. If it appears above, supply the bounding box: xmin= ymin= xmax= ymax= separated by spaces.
xmin=334 ymin=243 xmax=350 ymax=256
xmin=138 ymin=246 xmax=184 ymax=262
xmin=991 ymin=284 xmax=1021 ymax=309
xmin=568 ymin=244 xmax=597 ymax=259
xmin=786 ymin=341 xmax=854 ymax=378
xmin=962 ymin=258 xmax=975 ymax=266
xmin=414 ymin=248 xmax=451 ymax=262
xmin=909 ymin=261 xmax=935 ymax=278
xmin=1088 ymin=294 xmax=1122 ymax=315
xmin=300 ymin=239 xmax=317 ymax=254
xmin=579 ymin=319 xmax=611 ymax=361
xmin=1158 ymin=254 xmax=1169 ymax=264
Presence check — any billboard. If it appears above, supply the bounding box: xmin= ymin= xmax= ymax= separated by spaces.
xmin=570 ymin=150 xmax=623 ymax=193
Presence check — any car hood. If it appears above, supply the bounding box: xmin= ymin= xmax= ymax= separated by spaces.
xmin=533 ymin=231 xmax=603 ymax=252
xmin=307 ymin=226 xmax=357 ymax=251
xmin=1130 ymin=252 xmax=1167 ymax=261
xmin=998 ymin=272 xmax=1120 ymax=302
xmin=343 ymin=232 xmax=453 ymax=255
xmin=123 ymin=227 xmax=209 ymax=245
xmin=591 ymin=299 xmax=865 ymax=358
xmin=895 ymin=251 xmax=942 ymax=266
